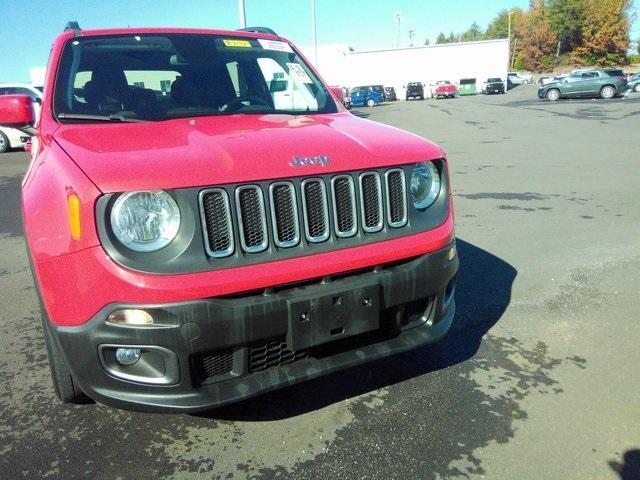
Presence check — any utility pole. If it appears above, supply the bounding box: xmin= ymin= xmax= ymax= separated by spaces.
xmin=311 ymin=0 xmax=318 ymax=67
xmin=394 ymin=12 xmax=401 ymax=48
xmin=507 ymin=10 xmax=512 ymax=70
xmin=238 ymin=0 xmax=246 ymax=28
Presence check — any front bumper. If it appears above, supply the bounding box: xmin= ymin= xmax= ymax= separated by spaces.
xmin=51 ymin=244 xmax=458 ymax=412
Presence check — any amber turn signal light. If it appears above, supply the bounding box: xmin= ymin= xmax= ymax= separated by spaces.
xmin=67 ymin=194 xmax=81 ymax=240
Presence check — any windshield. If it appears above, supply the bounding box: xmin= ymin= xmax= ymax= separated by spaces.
xmin=53 ymin=34 xmax=337 ymax=122
xmin=488 ymin=78 xmax=502 ymax=82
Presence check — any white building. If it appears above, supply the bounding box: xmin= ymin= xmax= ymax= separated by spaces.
xmin=301 ymin=39 xmax=509 ymax=98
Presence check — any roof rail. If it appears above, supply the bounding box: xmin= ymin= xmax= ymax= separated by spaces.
xmin=64 ymin=21 xmax=81 ymax=36
xmin=237 ymin=26 xmax=277 ymax=36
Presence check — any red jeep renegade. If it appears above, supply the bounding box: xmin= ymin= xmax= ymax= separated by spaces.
xmin=0 ymin=23 xmax=458 ymax=412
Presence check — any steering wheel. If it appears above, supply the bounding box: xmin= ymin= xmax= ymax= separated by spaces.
xmin=220 ymin=95 xmax=270 ymax=112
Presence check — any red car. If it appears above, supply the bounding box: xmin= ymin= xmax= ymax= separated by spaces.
xmin=433 ymin=81 xmax=457 ymax=99
xmin=330 ymin=86 xmax=352 ymax=109
xmin=0 ymin=23 xmax=458 ymax=412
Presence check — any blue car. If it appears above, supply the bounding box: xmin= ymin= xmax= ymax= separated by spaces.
xmin=350 ymin=86 xmax=383 ymax=107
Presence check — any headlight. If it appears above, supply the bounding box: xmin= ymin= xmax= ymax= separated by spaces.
xmin=410 ymin=162 xmax=441 ymax=210
xmin=110 ymin=191 xmax=180 ymax=252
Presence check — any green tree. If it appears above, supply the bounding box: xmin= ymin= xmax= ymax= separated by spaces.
xmin=461 ymin=22 xmax=482 ymax=42
xmin=484 ymin=8 xmax=525 ymax=39
xmin=446 ymin=31 xmax=457 ymax=43
xmin=547 ymin=0 xmax=586 ymax=55
xmin=572 ymin=0 xmax=631 ymax=65
xmin=435 ymin=32 xmax=447 ymax=44
xmin=424 ymin=37 xmax=430 ymax=46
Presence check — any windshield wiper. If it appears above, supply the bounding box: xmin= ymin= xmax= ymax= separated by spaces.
xmin=57 ymin=113 xmax=148 ymax=123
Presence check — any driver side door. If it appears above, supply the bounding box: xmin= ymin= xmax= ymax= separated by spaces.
xmin=562 ymin=73 xmax=583 ymax=97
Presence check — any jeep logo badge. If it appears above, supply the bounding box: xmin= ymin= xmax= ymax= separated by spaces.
xmin=289 ymin=155 xmax=330 ymax=168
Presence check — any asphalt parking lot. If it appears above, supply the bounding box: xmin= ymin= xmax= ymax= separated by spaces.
xmin=1 ymin=85 xmax=639 ymax=479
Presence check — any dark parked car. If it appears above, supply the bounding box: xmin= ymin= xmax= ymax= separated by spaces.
xmin=405 ymin=82 xmax=424 ymax=100
xmin=538 ymin=69 xmax=628 ymax=101
xmin=384 ymin=86 xmax=397 ymax=101
xmin=484 ymin=78 xmax=505 ymax=95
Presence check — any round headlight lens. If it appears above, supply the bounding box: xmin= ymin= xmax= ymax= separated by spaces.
xmin=110 ymin=191 xmax=180 ymax=252
xmin=410 ymin=162 xmax=441 ymax=210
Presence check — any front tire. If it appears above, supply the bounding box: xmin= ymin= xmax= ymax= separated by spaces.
xmin=546 ymin=89 xmax=560 ymax=102
xmin=600 ymin=85 xmax=616 ymax=99
xmin=42 ymin=309 xmax=92 ymax=404
xmin=0 ymin=131 xmax=9 ymax=153
xmin=366 ymin=98 xmax=376 ymax=107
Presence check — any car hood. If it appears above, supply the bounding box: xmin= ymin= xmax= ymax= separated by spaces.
xmin=53 ymin=112 xmax=443 ymax=193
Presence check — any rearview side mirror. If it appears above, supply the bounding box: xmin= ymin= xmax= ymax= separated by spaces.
xmin=0 ymin=95 xmax=35 ymax=134
xmin=329 ymin=86 xmax=342 ymax=98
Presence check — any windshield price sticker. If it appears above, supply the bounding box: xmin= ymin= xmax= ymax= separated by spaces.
xmin=258 ymin=39 xmax=293 ymax=53
xmin=223 ymin=39 xmax=252 ymax=48
xmin=286 ymin=63 xmax=313 ymax=84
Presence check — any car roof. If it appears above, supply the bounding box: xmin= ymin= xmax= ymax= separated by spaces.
xmin=74 ymin=27 xmax=280 ymax=40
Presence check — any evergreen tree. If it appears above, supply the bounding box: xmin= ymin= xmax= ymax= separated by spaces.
xmin=547 ymin=0 xmax=586 ymax=55
xmin=461 ymin=22 xmax=482 ymax=42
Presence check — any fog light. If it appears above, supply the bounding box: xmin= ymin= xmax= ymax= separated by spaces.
xmin=115 ymin=347 xmax=142 ymax=365
xmin=447 ymin=244 xmax=456 ymax=261
xmin=107 ymin=309 xmax=154 ymax=325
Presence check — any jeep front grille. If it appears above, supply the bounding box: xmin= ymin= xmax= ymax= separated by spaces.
xmin=302 ymin=179 xmax=330 ymax=242
xmin=385 ymin=169 xmax=408 ymax=227
xmin=359 ymin=172 xmax=383 ymax=232
xmin=236 ymin=186 xmax=268 ymax=253
xmin=249 ymin=337 xmax=308 ymax=373
xmin=331 ymin=175 xmax=357 ymax=237
xmin=269 ymin=182 xmax=300 ymax=247
xmin=200 ymin=167 xmax=411 ymax=257
xmin=199 ymin=189 xmax=234 ymax=258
